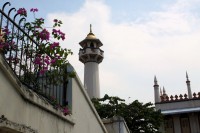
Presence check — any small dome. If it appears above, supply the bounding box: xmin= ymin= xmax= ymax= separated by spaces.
xmin=86 ymin=32 xmax=96 ymax=39
xmin=85 ymin=24 xmax=97 ymax=39
xmin=79 ymin=24 xmax=103 ymax=48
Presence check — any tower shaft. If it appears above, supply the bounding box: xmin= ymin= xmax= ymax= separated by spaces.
xmin=154 ymin=76 xmax=160 ymax=103
xmin=84 ymin=62 xmax=100 ymax=98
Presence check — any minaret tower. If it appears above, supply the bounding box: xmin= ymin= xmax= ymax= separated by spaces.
xmin=79 ymin=25 xmax=104 ymax=98
xmin=186 ymin=72 xmax=192 ymax=99
xmin=153 ymin=76 xmax=160 ymax=103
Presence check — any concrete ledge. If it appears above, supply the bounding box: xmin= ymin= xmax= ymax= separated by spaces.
xmin=0 ymin=54 xmax=75 ymax=125
xmin=0 ymin=115 xmax=38 ymax=133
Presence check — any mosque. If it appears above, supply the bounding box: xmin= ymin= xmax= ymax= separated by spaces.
xmin=1 ymin=2 xmax=200 ymax=132
xmin=79 ymin=25 xmax=200 ymax=133
xmin=0 ymin=2 xmax=129 ymax=131
xmin=154 ymin=73 xmax=200 ymax=133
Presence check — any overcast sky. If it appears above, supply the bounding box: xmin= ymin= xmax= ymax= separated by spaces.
xmin=2 ymin=0 xmax=200 ymax=103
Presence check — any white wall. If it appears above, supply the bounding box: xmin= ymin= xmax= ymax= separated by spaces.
xmin=0 ymin=54 xmax=107 ymax=133
xmin=103 ymin=116 xmax=130 ymax=133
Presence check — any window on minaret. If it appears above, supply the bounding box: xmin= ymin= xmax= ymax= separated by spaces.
xmin=90 ymin=42 xmax=94 ymax=48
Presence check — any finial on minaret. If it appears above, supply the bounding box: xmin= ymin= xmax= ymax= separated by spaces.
xmin=163 ymin=87 xmax=166 ymax=94
xmin=154 ymin=76 xmax=158 ymax=85
xmin=90 ymin=24 xmax=92 ymax=33
xmin=186 ymin=71 xmax=190 ymax=82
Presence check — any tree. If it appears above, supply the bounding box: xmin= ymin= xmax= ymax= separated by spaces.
xmin=92 ymin=94 xmax=163 ymax=133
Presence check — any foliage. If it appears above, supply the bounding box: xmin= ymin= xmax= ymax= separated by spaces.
xmin=0 ymin=6 xmax=74 ymax=116
xmin=92 ymin=94 xmax=163 ymax=133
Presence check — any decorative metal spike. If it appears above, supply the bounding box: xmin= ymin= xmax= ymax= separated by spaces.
xmin=154 ymin=75 xmax=157 ymax=82
xmin=90 ymin=24 xmax=92 ymax=33
xmin=186 ymin=71 xmax=189 ymax=81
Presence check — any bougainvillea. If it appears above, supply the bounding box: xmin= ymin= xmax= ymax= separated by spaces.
xmin=0 ymin=7 xmax=74 ymax=116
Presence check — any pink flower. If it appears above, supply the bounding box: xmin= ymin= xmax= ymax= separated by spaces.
xmin=17 ymin=8 xmax=27 ymax=16
xmin=39 ymin=29 xmax=50 ymax=41
xmin=51 ymin=59 xmax=57 ymax=64
xmin=30 ymin=8 xmax=38 ymax=12
xmin=50 ymin=42 xmax=59 ymax=50
xmin=54 ymin=19 xmax=58 ymax=22
xmin=52 ymin=29 xmax=66 ymax=40
xmin=63 ymin=107 xmax=70 ymax=116
xmin=39 ymin=18 xmax=44 ymax=21
xmin=46 ymin=55 xmax=50 ymax=60
xmin=44 ymin=58 xmax=50 ymax=65
xmin=34 ymin=57 xmax=42 ymax=65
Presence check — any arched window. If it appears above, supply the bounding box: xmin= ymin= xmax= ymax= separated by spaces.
xmin=90 ymin=42 xmax=94 ymax=48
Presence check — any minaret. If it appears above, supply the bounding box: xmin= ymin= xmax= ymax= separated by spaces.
xmin=162 ymin=86 xmax=168 ymax=101
xmin=186 ymin=72 xmax=192 ymax=99
xmin=79 ymin=25 xmax=104 ymax=98
xmin=163 ymin=87 xmax=166 ymax=95
xmin=153 ymin=76 xmax=160 ymax=103
xmin=160 ymin=87 xmax=163 ymax=96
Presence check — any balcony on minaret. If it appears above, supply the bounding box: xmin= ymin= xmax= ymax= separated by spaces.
xmin=79 ymin=47 xmax=104 ymax=63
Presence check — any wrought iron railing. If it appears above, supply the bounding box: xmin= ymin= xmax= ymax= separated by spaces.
xmin=0 ymin=2 xmax=68 ymax=106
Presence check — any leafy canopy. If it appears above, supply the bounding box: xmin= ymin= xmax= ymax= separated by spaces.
xmin=92 ymin=94 xmax=163 ymax=133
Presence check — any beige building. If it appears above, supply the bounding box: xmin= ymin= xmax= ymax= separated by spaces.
xmin=154 ymin=74 xmax=200 ymax=133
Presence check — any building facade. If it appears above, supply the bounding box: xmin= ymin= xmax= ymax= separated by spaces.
xmin=154 ymin=74 xmax=200 ymax=133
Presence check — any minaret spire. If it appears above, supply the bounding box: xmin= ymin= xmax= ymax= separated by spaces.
xmin=163 ymin=86 xmax=166 ymax=94
xmin=186 ymin=71 xmax=189 ymax=81
xmin=90 ymin=24 xmax=92 ymax=33
xmin=153 ymin=76 xmax=160 ymax=103
xmin=186 ymin=71 xmax=192 ymax=99
xmin=154 ymin=76 xmax=158 ymax=85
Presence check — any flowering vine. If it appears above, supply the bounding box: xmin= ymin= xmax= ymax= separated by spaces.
xmin=15 ymin=7 xmax=74 ymax=75
xmin=0 ymin=6 xmax=74 ymax=116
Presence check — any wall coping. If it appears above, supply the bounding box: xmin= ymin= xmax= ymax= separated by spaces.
xmin=0 ymin=53 xmax=75 ymax=125
xmin=0 ymin=115 xmax=38 ymax=133
xmin=102 ymin=116 xmax=130 ymax=133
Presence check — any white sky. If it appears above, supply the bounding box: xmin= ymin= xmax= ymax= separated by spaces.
xmin=2 ymin=0 xmax=200 ymax=103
